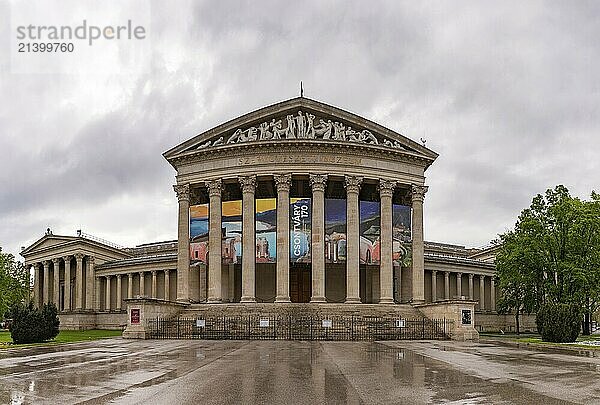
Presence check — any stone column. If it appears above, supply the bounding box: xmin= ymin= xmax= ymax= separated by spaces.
xmin=63 ymin=256 xmax=72 ymax=311
xmin=86 ymin=256 xmax=95 ymax=310
xmin=105 ymin=276 xmax=111 ymax=311
xmin=431 ymin=270 xmax=437 ymax=302
xmin=174 ymin=184 xmax=191 ymax=302
xmin=116 ymin=274 xmax=122 ymax=311
xmin=345 ymin=175 xmax=362 ymax=303
xmin=151 ymin=270 xmax=157 ymax=299
xmin=309 ymin=174 xmax=327 ymax=303
xmin=43 ymin=260 xmax=50 ymax=304
xmin=33 ymin=263 xmax=42 ymax=308
xmin=239 ymin=175 xmax=257 ymax=303
xmin=479 ymin=275 xmax=485 ymax=310
xmin=95 ymin=277 xmax=101 ymax=311
xmin=164 ymin=269 xmax=171 ymax=300
xmin=127 ymin=273 xmax=133 ymax=298
xmin=75 ymin=253 xmax=84 ymax=310
xmin=444 ymin=271 xmax=450 ymax=300
xmin=139 ymin=271 xmax=145 ymax=296
xmin=411 ymin=185 xmax=427 ymax=303
xmin=468 ymin=273 xmax=474 ymax=300
xmin=275 ymin=174 xmax=291 ymax=302
xmin=52 ymin=258 xmax=61 ymax=307
xmin=490 ymin=277 xmax=496 ymax=311
xmin=207 ymin=179 xmax=223 ymax=303
xmin=456 ymin=272 xmax=462 ymax=297
xmin=379 ymin=179 xmax=395 ymax=304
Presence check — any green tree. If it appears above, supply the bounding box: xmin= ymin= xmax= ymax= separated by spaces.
xmin=0 ymin=248 xmax=31 ymax=321
xmin=496 ymin=186 xmax=600 ymax=336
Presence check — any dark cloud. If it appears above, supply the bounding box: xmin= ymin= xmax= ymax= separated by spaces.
xmin=2 ymin=0 xmax=599 ymax=256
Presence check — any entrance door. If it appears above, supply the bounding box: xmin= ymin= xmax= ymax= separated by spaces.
xmin=290 ymin=264 xmax=311 ymax=303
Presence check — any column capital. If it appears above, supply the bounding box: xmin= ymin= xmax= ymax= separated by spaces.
xmin=116 ymin=274 xmax=122 ymax=279
xmin=33 ymin=262 xmax=42 ymax=270
xmin=238 ymin=175 xmax=257 ymax=194
xmin=344 ymin=175 xmax=363 ymax=194
xmin=411 ymin=185 xmax=428 ymax=202
xmin=62 ymin=255 xmax=72 ymax=263
xmin=457 ymin=272 xmax=462 ymax=277
xmin=151 ymin=270 xmax=157 ymax=276
xmin=87 ymin=256 xmax=95 ymax=265
xmin=74 ymin=253 xmax=84 ymax=261
xmin=207 ymin=179 xmax=222 ymax=197
xmin=480 ymin=274 xmax=486 ymax=280
xmin=128 ymin=273 xmax=133 ymax=279
xmin=309 ymin=174 xmax=328 ymax=192
xmin=43 ymin=260 xmax=51 ymax=268
xmin=431 ymin=270 xmax=437 ymax=275
xmin=469 ymin=273 xmax=474 ymax=280
xmin=164 ymin=269 xmax=170 ymax=274
xmin=52 ymin=257 xmax=61 ymax=265
xmin=379 ymin=179 xmax=396 ymax=198
xmin=274 ymin=173 xmax=292 ymax=192
xmin=105 ymin=275 xmax=111 ymax=280
xmin=139 ymin=271 xmax=145 ymax=276
xmin=173 ymin=184 xmax=190 ymax=202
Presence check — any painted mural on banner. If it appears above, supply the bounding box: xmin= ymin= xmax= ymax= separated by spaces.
xmin=325 ymin=198 xmax=346 ymax=263
xmin=256 ymin=198 xmax=277 ymax=263
xmin=222 ymin=200 xmax=242 ymax=264
xmin=393 ymin=204 xmax=412 ymax=267
xmin=359 ymin=201 xmax=380 ymax=265
xmin=290 ymin=198 xmax=311 ymax=263
xmin=190 ymin=203 xmax=209 ymax=264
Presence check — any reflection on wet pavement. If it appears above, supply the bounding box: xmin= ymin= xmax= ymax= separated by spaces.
xmin=0 ymin=338 xmax=598 ymax=404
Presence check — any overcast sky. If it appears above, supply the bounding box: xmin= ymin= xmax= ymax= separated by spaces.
xmin=1 ymin=0 xmax=599 ymax=258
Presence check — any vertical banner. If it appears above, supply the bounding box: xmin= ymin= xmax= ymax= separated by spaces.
xmin=325 ymin=198 xmax=347 ymax=263
xmin=256 ymin=198 xmax=277 ymax=263
xmin=359 ymin=201 xmax=381 ymax=264
xmin=190 ymin=203 xmax=209 ymax=264
xmin=222 ymin=200 xmax=242 ymax=264
xmin=290 ymin=197 xmax=311 ymax=263
xmin=392 ymin=204 xmax=412 ymax=267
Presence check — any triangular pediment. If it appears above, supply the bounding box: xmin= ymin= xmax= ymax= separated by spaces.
xmin=21 ymin=234 xmax=77 ymax=255
xmin=164 ymin=97 xmax=438 ymax=165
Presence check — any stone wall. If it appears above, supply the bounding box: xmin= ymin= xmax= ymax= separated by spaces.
xmin=415 ymin=300 xmax=479 ymax=341
xmin=475 ymin=312 xmax=537 ymax=333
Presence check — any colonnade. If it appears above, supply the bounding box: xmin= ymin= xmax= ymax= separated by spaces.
xmin=174 ymin=175 xmax=428 ymax=305
xmin=30 ymin=254 xmax=94 ymax=311
xmin=96 ymin=269 xmax=173 ymax=311
xmin=429 ymin=270 xmax=496 ymax=311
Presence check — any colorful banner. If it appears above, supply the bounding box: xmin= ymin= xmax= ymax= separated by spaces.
xmin=190 ymin=203 xmax=209 ymax=264
xmin=325 ymin=198 xmax=346 ymax=263
xmin=256 ymin=198 xmax=277 ymax=263
xmin=290 ymin=197 xmax=311 ymax=263
xmin=222 ymin=200 xmax=242 ymax=264
xmin=393 ymin=204 xmax=412 ymax=267
xmin=359 ymin=201 xmax=380 ymax=265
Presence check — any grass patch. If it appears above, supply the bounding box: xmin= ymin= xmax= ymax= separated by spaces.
xmin=514 ymin=336 xmax=600 ymax=349
xmin=0 ymin=329 xmax=122 ymax=348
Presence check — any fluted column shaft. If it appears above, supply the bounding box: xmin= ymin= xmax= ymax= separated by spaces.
xmin=116 ymin=275 xmax=122 ymax=310
xmin=444 ymin=271 xmax=450 ymax=300
xmin=63 ymin=256 xmax=72 ymax=311
xmin=43 ymin=261 xmax=50 ymax=304
xmin=75 ymin=253 xmax=84 ymax=310
xmin=94 ymin=277 xmax=101 ymax=311
xmin=139 ymin=272 xmax=145 ymax=296
xmin=52 ymin=258 xmax=60 ymax=306
xmin=105 ymin=276 xmax=111 ymax=311
xmin=479 ymin=275 xmax=485 ymax=310
xmin=431 ymin=270 xmax=437 ymax=302
xmin=128 ymin=273 xmax=133 ymax=298
xmin=310 ymin=174 xmax=327 ymax=303
xmin=456 ymin=273 xmax=462 ymax=297
xmin=174 ymin=184 xmax=191 ymax=302
xmin=86 ymin=257 xmax=95 ymax=309
xmin=379 ymin=180 xmax=395 ymax=304
xmin=240 ymin=176 xmax=257 ymax=302
xmin=207 ymin=180 xmax=222 ymax=303
xmin=468 ymin=273 xmax=474 ymax=300
xmin=151 ymin=270 xmax=157 ymax=299
xmin=275 ymin=174 xmax=291 ymax=302
xmin=33 ymin=263 xmax=42 ymax=308
xmin=345 ymin=176 xmax=362 ymax=303
xmin=411 ymin=185 xmax=427 ymax=303
xmin=490 ymin=278 xmax=496 ymax=311
xmin=164 ymin=269 xmax=171 ymax=300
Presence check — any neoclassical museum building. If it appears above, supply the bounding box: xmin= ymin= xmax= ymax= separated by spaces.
xmin=21 ymin=97 xmax=523 ymax=335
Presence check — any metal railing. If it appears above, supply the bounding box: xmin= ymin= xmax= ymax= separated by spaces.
xmin=147 ymin=315 xmax=452 ymax=341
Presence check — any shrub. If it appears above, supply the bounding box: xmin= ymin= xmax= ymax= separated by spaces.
xmin=9 ymin=302 xmax=60 ymax=344
xmin=536 ymin=302 xmax=582 ymax=343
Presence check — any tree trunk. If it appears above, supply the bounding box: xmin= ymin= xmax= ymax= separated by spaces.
xmin=583 ymin=297 xmax=591 ymax=335
xmin=515 ymin=311 xmax=520 ymax=335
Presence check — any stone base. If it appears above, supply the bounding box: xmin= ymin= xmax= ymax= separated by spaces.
xmin=122 ymin=298 xmax=190 ymax=339
xmin=415 ymin=300 xmax=480 ymax=341
xmin=58 ymin=311 xmax=127 ymax=330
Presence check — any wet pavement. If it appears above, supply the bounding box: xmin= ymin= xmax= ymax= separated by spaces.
xmin=1 ymin=338 xmax=599 ymax=404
